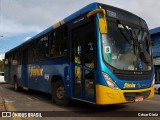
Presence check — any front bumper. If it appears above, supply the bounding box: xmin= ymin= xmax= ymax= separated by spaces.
xmin=96 ymin=84 xmax=154 ymax=105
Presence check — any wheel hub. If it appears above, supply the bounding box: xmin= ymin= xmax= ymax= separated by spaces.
xmin=56 ymin=86 xmax=65 ymax=99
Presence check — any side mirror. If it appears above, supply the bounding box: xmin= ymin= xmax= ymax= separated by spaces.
xmin=87 ymin=9 xmax=108 ymax=34
xmin=99 ymin=18 xmax=108 ymax=34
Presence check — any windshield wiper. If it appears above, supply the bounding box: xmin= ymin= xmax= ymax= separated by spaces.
xmin=136 ymin=29 xmax=151 ymax=64
xmin=116 ymin=20 xmax=137 ymax=44
xmin=116 ymin=20 xmax=140 ymax=56
xmin=116 ymin=20 xmax=132 ymax=44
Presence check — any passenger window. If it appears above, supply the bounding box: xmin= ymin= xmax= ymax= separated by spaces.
xmin=12 ymin=52 xmax=18 ymax=65
xmin=29 ymin=43 xmax=36 ymax=63
xmin=50 ymin=26 xmax=68 ymax=58
xmin=50 ymin=32 xmax=59 ymax=57
xmin=37 ymin=35 xmax=49 ymax=60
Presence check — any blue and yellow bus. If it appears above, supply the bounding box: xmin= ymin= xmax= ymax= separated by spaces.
xmin=5 ymin=2 xmax=154 ymax=106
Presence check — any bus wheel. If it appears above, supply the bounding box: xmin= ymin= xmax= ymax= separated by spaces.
xmin=52 ymin=80 xmax=70 ymax=106
xmin=14 ymin=77 xmax=20 ymax=92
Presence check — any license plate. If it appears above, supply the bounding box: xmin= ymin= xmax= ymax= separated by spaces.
xmin=134 ymin=96 xmax=144 ymax=102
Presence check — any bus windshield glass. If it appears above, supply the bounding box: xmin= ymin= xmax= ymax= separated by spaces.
xmin=102 ymin=20 xmax=152 ymax=71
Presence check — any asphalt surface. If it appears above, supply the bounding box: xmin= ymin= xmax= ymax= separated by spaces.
xmin=0 ymin=83 xmax=160 ymax=120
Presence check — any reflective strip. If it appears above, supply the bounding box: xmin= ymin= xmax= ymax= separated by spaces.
xmin=53 ymin=20 xmax=65 ymax=29
xmin=60 ymin=20 xmax=65 ymax=25
xmin=53 ymin=22 xmax=60 ymax=29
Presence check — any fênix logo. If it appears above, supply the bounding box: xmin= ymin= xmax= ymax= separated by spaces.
xmin=123 ymin=83 xmax=135 ymax=89
xmin=30 ymin=66 xmax=43 ymax=76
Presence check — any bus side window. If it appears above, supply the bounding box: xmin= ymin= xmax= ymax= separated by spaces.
xmin=50 ymin=31 xmax=59 ymax=57
xmin=18 ymin=51 xmax=21 ymax=65
xmin=37 ymin=35 xmax=49 ymax=60
xmin=50 ymin=26 xmax=68 ymax=58
xmin=60 ymin=26 xmax=68 ymax=56
xmin=29 ymin=43 xmax=36 ymax=63
xmin=5 ymin=58 xmax=8 ymax=65
xmin=12 ymin=52 xmax=18 ymax=65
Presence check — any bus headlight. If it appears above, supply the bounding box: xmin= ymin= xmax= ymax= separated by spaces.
xmin=102 ymin=72 xmax=119 ymax=90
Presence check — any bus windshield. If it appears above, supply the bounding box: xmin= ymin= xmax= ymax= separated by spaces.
xmin=102 ymin=20 xmax=152 ymax=71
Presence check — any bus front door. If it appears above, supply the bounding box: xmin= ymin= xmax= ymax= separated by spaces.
xmin=71 ymin=20 xmax=96 ymax=102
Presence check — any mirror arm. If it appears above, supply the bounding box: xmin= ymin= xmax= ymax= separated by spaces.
xmin=87 ymin=8 xmax=106 ymax=18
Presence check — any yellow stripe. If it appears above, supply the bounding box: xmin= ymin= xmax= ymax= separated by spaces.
xmin=5 ymin=102 xmax=16 ymax=111
xmin=53 ymin=22 xmax=60 ymax=29
xmin=5 ymin=102 xmax=34 ymax=120
xmin=5 ymin=102 xmax=22 ymax=120
xmin=60 ymin=20 xmax=65 ymax=25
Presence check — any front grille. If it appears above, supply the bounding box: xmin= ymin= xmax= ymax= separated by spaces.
xmin=115 ymin=74 xmax=151 ymax=80
xmin=123 ymin=90 xmax=151 ymax=101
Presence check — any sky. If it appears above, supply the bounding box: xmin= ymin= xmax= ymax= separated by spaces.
xmin=0 ymin=0 xmax=160 ymax=60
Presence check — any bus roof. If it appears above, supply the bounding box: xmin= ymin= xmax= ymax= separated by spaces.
xmin=6 ymin=2 xmax=144 ymax=54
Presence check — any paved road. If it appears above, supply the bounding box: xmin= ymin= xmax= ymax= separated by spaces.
xmin=0 ymin=83 xmax=160 ymax=120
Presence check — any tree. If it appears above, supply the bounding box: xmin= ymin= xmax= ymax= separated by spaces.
xmin=0 ymin=59 xmax=5 ymax=72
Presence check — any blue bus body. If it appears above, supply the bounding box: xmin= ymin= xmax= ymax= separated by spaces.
xmin=5 ymin=2 xmax=154 ymax=105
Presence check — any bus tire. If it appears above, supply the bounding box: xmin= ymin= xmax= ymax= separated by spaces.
xmin=52 ymin=80 xmax=70 ymax=106
xmin=14 ymin=77 xmax=21 ymax=92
